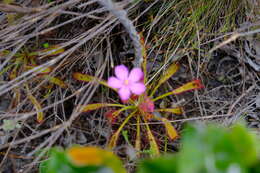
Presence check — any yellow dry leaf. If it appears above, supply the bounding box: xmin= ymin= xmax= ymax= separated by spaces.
xmin=73 ymin=72 xmax=111 ymax=89
xmin=172 ymin=79 xmax=204 ymax=94
xmin=159 ymin=62 xmax=180 ymax=84
xmin=37 ymin=45 xmax=65 ymax=56
xmin=4 ymin=0 xmax=14 ymax=4
xmin=161 ymin=118 xmax=178 ymax=140
xmin=155 ymin=107 xmax=182 ymax=115
xmin=38 ymin=67 xmax=52 ymax=74
xmin=72 ymin=72 xmax=94 ymax=82
xmin=48 ymin=76 xmax=67 ymax=88
xmin=27 ymin=91 xmax=44 ymax=123
xmin=0 ymin=50 xmax=11 ymax=57
xmin=144 ymin=120 xmax=160 ymax=157
xmin=80 ymin=103 xmax=124 ymax=112
xmin=9 ymin=67 xmax=17 ymax=80
xmin=108 ymin=130 xmax=120 ymax=149
xmin=81 ymin=103 xmax=108 ymax=112
xmin=150 ymin=62 xmax=180 ymax=96
xmin=26 ymin=65 xmax=52 ymax=75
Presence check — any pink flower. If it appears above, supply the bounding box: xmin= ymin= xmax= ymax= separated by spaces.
xmin=108 ymin=65 xmax=146 ymax=101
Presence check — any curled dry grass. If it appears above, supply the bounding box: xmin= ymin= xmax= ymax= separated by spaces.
xmin=0 ymin=0 xmax=259 ymax=172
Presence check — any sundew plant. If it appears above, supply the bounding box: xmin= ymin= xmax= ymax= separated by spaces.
xmin=73 ymin=36 xmax=204 ymax=156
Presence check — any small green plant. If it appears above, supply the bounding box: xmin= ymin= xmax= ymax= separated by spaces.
xmin=73 ymin=34 xmax=204 ymax=156
xmin=137 ymin=122 xmax=260 ymax=173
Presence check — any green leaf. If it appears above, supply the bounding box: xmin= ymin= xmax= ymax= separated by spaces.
xmin=137 ymin=155 xmax=177 ymax=173
xmin=137 ymin=122 xmax=260 ymax=173
xmin=177 ymin=123 xmax=260 ymax=173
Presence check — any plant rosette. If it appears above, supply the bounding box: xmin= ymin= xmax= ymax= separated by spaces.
xmin=73 ymin=35 xmax=204 ymax=157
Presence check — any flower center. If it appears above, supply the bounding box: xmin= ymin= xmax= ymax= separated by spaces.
xmin=124 ymin=79 xmax=129 ymax=85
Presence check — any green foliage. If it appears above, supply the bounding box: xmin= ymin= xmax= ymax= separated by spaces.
xmin=43 ymin=43 xmax=50 ymax=48
xmin=138 ymin=122 xmax=260 ymax=173
xmin=39 ymin=147 xmax=126 ymax=173
xmin=39 ymin=148 xmax=101 ymax=173
xmin=41 ymin=123 xmax=260 ymax=173
xmin=137 ymin=155 xmax=177 ymax=173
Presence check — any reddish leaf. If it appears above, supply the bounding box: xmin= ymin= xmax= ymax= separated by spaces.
xmin=104 ymin=109 xmax=118 ymax=123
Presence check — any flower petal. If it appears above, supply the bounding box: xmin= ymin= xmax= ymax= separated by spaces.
xmin=128 ymin=68 xmax=143 ymax=82
xmin=130 ymin=82 xmax=146 ymax=95
xmin=107 ymin=77 xmax=123 ymax=89
xmin=118 ymin=87 xmax=131 ymax=101
xmin=115 ymin=65 xmax=129 ymax=80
